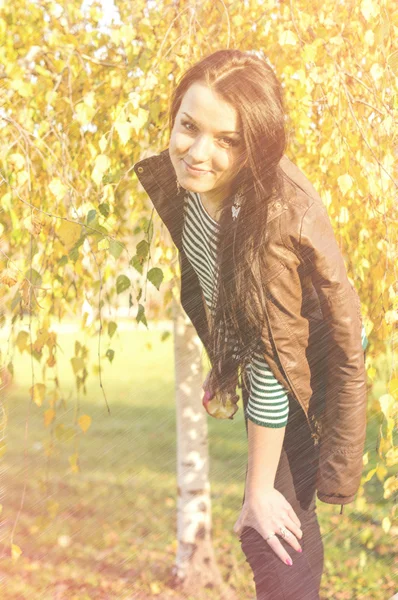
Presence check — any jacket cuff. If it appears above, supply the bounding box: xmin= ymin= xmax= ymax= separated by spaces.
xmin=316 ymin=491 xmax=356 ymax=505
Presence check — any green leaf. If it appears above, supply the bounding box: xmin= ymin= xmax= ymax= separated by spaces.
xmin=147 ymin=267 xmax=163 ymax=290
xmin=116 ymin=274 xmax=130 ymax=294
xmin=147 ymin=219 xmax=154 ymax=244
xmin=58 ymin=255 xmax=68 ymax=266
xmin=98 ymin=202 xmax=110 ymax=218
xmin=24 ymin=268 xmax=42 ymax=286
xmin=69 ymin=247 xmax=79 ymax=262
xmin=130 ymin=255 xmax=143 ymax=275
xmin=106 ymin=349 xmax=114 ymax=363
xmin=109 ymin=238 xmax=124 ymax=259
xmin=136 ymin=303 xmax=148 ymax=327
xmin=136 ymin=239 xmax=149 ymax=258
xmin=108 ymin=321 xmax=117 ymax=338
xmin=87 ymin=209 xmax=97 ymax=224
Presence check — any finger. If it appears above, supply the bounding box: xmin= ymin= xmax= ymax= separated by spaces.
xmin=286 ymin=504 xmax=301 ymax=529
xmin=279 ymin=518 xmax=303 ymax=552
xmin=264 ymin=534 xmax=294 ymax=566
xmin=282 ymin=511 xmax=303 ymax=540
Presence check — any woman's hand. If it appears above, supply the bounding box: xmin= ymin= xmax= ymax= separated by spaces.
xmin=202 ymin=369 xmax=239 ymax=420
xmin=233 ymin=488 xmax=303 ymax=566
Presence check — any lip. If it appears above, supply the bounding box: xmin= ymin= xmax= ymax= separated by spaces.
xmin=182 ymin=159 xmax=211 ymax=174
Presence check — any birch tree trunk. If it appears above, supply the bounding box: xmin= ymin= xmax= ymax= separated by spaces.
xmin=168 ymin=296 xmax=238 ymax=600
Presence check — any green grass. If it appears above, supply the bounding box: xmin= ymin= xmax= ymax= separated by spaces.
xmin=0 ymin=324 xmax=396 ymax=599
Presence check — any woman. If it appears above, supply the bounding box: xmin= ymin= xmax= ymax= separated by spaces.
xmin=134 ymin=49 xmax=368 ymax=599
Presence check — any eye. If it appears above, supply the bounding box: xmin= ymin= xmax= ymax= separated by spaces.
xmin=219 ymin=137 xmax=238 ymax=147
xmin=181 ymin=119 xmax=196 ymax=131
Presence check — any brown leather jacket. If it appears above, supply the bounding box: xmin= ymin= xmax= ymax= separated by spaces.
xmin=134 ymin=148 xmax=368 ymax=512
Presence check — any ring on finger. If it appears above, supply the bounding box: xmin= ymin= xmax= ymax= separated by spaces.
xmin=279 ymin=526 xmax=290 ymax=539
xmin=265 ymin=532 xmax=277 ymax=542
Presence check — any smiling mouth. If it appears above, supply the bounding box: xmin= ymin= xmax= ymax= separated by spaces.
xmin=182 ymin=159 xmax=211 ymax=172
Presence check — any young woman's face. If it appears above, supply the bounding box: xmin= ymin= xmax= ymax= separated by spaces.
xmin=169 ymin=81 xmax=246 ymax=200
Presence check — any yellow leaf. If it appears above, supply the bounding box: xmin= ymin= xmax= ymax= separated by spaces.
xmin=120 ymin=24 xmax=135 ymax=45
xmin=49 ymin=178 xmax=67 ymax=200
xmin=99 ymin=134 xmax=108 ymax=153
xmin=16 ymin=330 xmax=29 ymax=353
xmin=8 ymin=153 xmax=25 ymax=171
xmin=381 ymin=517 xmax=391 ymax=534
xmin=94 ymin=154 xmax=111 ymax=172
xmin=69 ymin=452 xmax=79 ymax=473
xmin=31 ymin=383 xmax=46 ymax=407
xmin=376 ymin=463 xmax=388 ymax=482
xmin=388 ymin=378 xmax=398 ymax=400
xmin=150 ymin=581 xmax=161 ymax=595
xmin=11 ymin=79 xmax=33 ymax=97
xmin=384 ymin=475 xmax=398 ymax=499
xmin=385 ymin=447 xmax=398 ymax=467
xmin=102 ymin=184 xmax=115 ymax=206
xmin=232 ymin=14 xmax=244 ymax=27
xmin=92 ymin=154 xmax=111 ymax=185
xmin=78 ymin=414 xmax=92 ymax=433
xmin=363 ymin=466 xmax=377 ymax=483
xmin=378 ymin=393 xmax=394 ymax=419
xmin=83 ymin=91 xmax=96 ymax=108
xmin=75 ymin=102 xmax=95 ymax=125
xmin=337 ymin=206 xmax=350 ymax=224
xmin=370 ymin=63 xmax=384 ymax=82
xmin=71 ymin=357 xmax=84 ymax=374
xmin=44 ymin=409 xmax=55 ymax=427
xmin=367 ymin=366 xmax=377 ymax=381
xmin=17 ymin=171 xmax=28 ymax=186
xmin=98 ymin=238 xmax=109 ymax=250
xmin=337 ymin=173 xmax=353 ymax=195
xmin=387 ymin=50 xmax=398 ymax=76
xmin=11 ymin=544 xmax=22 ymax=561
xmin=279 ymin=30 xmax=298 ymax=46
xmin=129 ymin=108 xmax=149 ymax=134
xmin=57 ymin=220 xmax=81 ymax=249
xmin=364 ymin=30 xmax=375 ymax=46
xmin=115 ymin=122 xmax=133 ymax=146
xmin=360 ymin=0 xmax=380 ymax=21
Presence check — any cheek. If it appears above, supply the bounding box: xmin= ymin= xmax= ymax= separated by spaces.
xmin=217 ymin=152 xmax=237 ymax=175
xmin=171 ymin=131 xmax=190 ymax=152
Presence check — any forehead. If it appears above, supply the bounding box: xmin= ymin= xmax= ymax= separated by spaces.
xmin=179 ymin=81 xmax=240 ymax=131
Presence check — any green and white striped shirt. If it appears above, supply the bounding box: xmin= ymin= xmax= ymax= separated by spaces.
xmin=182 ymin=190 xmax=290 ymax=428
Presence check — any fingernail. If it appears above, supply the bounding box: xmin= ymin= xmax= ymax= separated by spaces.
xmin=286 ymin=558 xmax=293 ymax=566
xmin=297 ymin=548 xmax=302 ymax=553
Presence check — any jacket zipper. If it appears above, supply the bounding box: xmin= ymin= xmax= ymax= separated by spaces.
xmin=262 ymin=305 xmax=321 ymax=446
xmin=266 ymin=315 xmax=345 ymax=515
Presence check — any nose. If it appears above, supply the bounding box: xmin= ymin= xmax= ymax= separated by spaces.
xmin=187 ymin=135 xmax=212 ymax=164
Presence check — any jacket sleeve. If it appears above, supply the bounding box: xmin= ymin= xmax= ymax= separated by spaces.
xmin=298 ymin=200 xmax=368 ymax=505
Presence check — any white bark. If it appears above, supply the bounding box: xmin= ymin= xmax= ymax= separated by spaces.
xmin=170 ymin=297 xmax=237 ymax=599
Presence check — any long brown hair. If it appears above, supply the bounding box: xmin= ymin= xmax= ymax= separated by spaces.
xmin=168 ymin=49 xmax=291 ymax=401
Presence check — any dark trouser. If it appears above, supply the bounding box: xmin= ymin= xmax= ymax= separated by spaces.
xmin=239 ymin=391 xmax=324 ymax=599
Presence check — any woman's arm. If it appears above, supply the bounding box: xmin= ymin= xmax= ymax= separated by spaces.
xmin=245 ymin=420 xmax=286 ymax=499
xmin=297 ymin=199 xmax=368 ymax=504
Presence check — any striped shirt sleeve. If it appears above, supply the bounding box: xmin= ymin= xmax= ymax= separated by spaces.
xmin=244 ymin=351 xmax=290 ymax=428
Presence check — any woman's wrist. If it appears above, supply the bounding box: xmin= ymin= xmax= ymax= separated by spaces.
xmin=245 ymin=482 xmax=276 ymax=501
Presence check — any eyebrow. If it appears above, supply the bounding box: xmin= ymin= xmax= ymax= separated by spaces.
xmin=182 ymin=112 xmax=241 ymax=135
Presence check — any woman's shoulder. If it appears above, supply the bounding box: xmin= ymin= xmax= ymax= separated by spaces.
xmin=277 ymin=154 xmax=329 ymax=220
